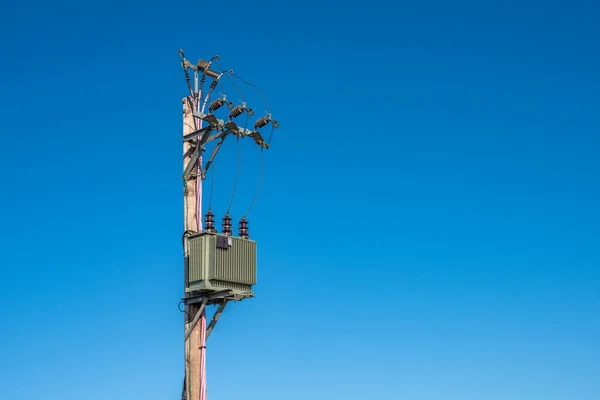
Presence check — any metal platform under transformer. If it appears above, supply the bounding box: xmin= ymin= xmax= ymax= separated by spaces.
xmin=184 ymin=231 xmax=256 ymax=303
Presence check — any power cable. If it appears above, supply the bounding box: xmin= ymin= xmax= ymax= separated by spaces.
xmin=214 ymin=61 xmax=246 ymax=103
xmin=266 ymin=123 xmax=276 ymax=146
xmin=202 ymin=79 xmax=219 ymax=112
xmin=227 ymin=136 xmax=241 ymax=213
xmin=183 ymin=181 xmax=189 ymax=231
xmin=244 ymin=148 xmax=264 ymax=217
xmin=208 ymin=161 xmax=215 ymax=210
xmin=231 ymin=71 xmax=270 ymax=114
xmin=226 ymin=111 xmax=249 ymax=212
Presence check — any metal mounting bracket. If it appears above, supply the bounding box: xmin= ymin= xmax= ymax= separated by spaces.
xmin=206 ymin=301 xmax=227 ymax=340
xmin=182 ymin=146 xmax=201 ymax=181
xmin=184 ymin=298 xmax=208 ymax=341
xmin=183 ymin=126 xmax=212 ymax=143
xmin=201 ymin=133 xmax=228 ymax=180
xmin=183 ymin=289 xmax=235 ymax=305
xmin=192 ymin=111 xmax=225 ymax=131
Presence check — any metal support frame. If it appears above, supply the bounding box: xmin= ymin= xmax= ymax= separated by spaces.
xmin=183 ymin=289 xmax=252 ymax=306
xmin=185 ymin=298 xmax=208 ymax=341
xmin=201 ymin=134 xmax=227 ymax=180
xmin=185 ymin=300 xmax=229 ymax=342
xmin=184 ymin=111 xmax=258 ymax=182
xmin=183 ymin=126 xmax=212 ymax=143
xmin=188 ymin=128 xmax=259 ymax=181
xmin=182 ymin=145 xmax=201 ymax=181
xmin=184 ymin=289 xmax=233 ymax=304
xmin=206 ymin=301 xmax=228 ymax=339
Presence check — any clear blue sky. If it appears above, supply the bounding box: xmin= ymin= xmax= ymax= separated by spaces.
xmin=1 ymin=0 xmax=599 ymax=399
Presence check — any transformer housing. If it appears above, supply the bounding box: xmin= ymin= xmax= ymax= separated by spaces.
xmin=186 ymin=231 xmax=256 ymax=297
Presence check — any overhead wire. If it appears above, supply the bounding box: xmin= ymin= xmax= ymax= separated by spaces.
xmin=225 ymin=109 xmax=249 ymax=213
xmin=266 ymin=123 xmax=276 ymax=146
xmin=227 ymin=136 xmax=242 ymax=213
xmin=230 ymin=72 xmax=274 ymax=213
xmin=244 ymin=148 xmax=264 ymax=217
xmin=214 ymin=80 xmax=229 ymax=102
xmin=230 ymin=71 xmax=270 ymax=114
xmin=214 ymin=61 xmax=274 ymax=217
xmin=229 ymin=68 xmax=278 ymax=147
xmin=208 ymin=161 xmax=215 ymax=210
xmin=214 ymin=61 xmax=246 ymax=103
xmin=202 ymin=79 xmax=220 ymax=112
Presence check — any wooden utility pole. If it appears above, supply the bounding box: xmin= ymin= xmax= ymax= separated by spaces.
xmin=178 ymin=50 xmax=276 ymax=400
xmin=183 ymin=98 xmax=198 ymax=233
xmin=183 ymin=98 xmax=207 ymax=400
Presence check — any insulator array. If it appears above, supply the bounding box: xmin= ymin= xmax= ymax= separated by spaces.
xmin=209 ymin=98 xmax=225 ymax=112
xmin=204 ymin=209 xmax=216 ymax=233
xmin=254 ymin=116 xmax=269 ymax=129
xmin=222 ymin=213 xmax=233 ymax=236
xmin=229 ymin=105 xmax=244 ymax=119
xmin=229 ymin=104 xmax=253 ymax=119
xmin=184 ymin=68 xmax=191 ymax=88
xmin=239 ymin=217 xmax=249 ymax=239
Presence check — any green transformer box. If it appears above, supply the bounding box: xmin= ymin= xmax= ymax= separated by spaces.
xmin=185 ymin=231 xmax=256 ymax=298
